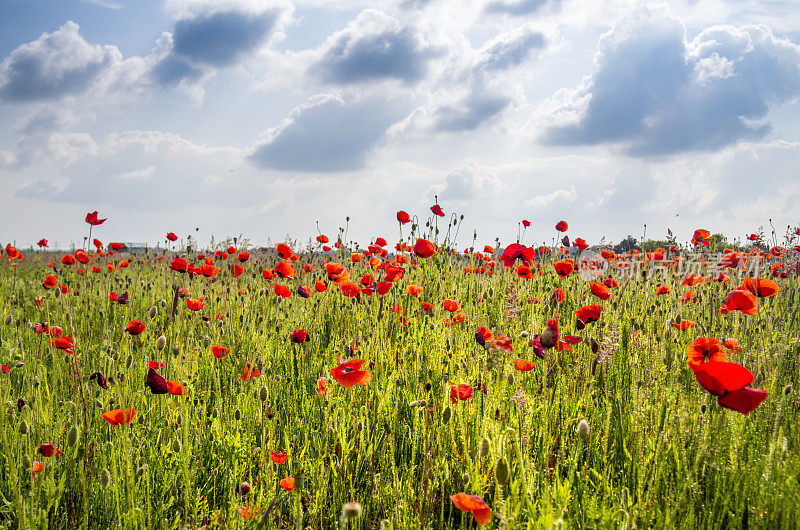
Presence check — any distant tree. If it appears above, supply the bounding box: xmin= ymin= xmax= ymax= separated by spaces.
xmin=614 ymin=235 xmax=640 ymax=254
xmin=640 ymin=239 xmax=671 ymax=253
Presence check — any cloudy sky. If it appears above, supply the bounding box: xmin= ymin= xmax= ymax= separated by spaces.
xmin=1 ymin=0 xmax=799 ymax=251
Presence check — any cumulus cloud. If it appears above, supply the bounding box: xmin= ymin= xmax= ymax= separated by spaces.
xmin=483 ymin=0 xmax=555 ymax=16
xmin=249 ymin=93 xmax=409 ymax=172
xmin=429 ymin=164 xmax=504 ymax=202
xmin=541 ymin=11 xmax=800 ymax=155
xmin=0 ymin=21 xmax=121 ymax=102
xmin=314 ymin=9 xmax=441 ymax=84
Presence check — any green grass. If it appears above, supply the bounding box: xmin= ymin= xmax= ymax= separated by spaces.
xmin=0 ymin=242 xmax=798 ymax=529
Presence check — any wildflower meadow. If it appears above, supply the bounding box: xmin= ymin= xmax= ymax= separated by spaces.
xmin=1 ymin=209 xmax=799 ymax=529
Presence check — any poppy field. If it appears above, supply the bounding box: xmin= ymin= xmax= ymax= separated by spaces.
xmin=1 ymin=211 xmax=799 ymax=529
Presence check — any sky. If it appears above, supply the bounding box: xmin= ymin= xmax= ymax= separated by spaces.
xmin=1 ymin=0 xmax=799 ymax=251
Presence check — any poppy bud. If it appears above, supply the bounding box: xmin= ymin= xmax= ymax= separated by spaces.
xmin=576 ymin=319 xmax=585 ymax=331
xmin=136 ymin=465 xmax=147 ymax=480
xmin=507 ymin=373 xmax=515 ymax=386
xmin=4 ymin=315 xmax=11 ymax=326
xmin=172 ymin=439 xmax=182 ymax=453
xmin=462 ymin=472 xmax=470 ymax=485
xmin=591 ymin=338 xmax=599 ymax=354
xmin=234 ymin=409 xmax=242 ymax=421
xmin=67 ymin=424 xmax=79 ymax=447
xmin=479 ymin=437 xmax=490 ymax=458
xmin=495 ymin=456 xmax=510 ymax=485
xmin=259 ymin=387 xmax=268 ymax=402
xmin=172 ymin=347 xmax=180 ymax=357
xmin=239 ymin=481 xmax=251 ymax=495
xmin=441 ymin=406 xmax=452 ymax=424
xmin=417 ymin=399 xmax=427 ymax=407
xmin=409 ymin=400 xmax=419 ymax=408
xmin=100 ymin=468 xmax=112 ymax=489
xmin=341 ymin=502 xmax=362 ymax=520
xmin=577 ymin=419 xmax=590 ymax=440
xmin=700 ymin=404 xmax=707 ymax=414
xmin=784 ymin=384 xmax=794 ymax=395
xmin=518 ymin=331 xmax=529 ymax=338
xmin=126 ymin=354 xmax=133 ymax=368
xmin=148 ymin=306 xmax=157 ymax=319
xmin=541 ymin=326 xmax=557 ymax=349
xmin=19 ymin=420 xmax=29 ymax=435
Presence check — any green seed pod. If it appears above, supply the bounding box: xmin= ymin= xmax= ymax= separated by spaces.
xmin=176 ymin=413 xmax=183 ymax=426
xmin=172 ymin=438 xmax=182 ymax=453
xmin=441 ymin=406 xmax=452 ymax=425
xmin=18 ymin=420 xmax=29 ymax=435
xmin=66 ymin=424 xmax=79 ymax=447
xmin=479 ymin=437 xmax=491 ymax=458
xmin=259 ymin=387 xmax=268 ymax=402
xmin=100 ymin=469 xmax=112 ymax=489
xmin=126 ymin=354 xmax=133 ymax=369
xmin=148 ymin=306 xmax=157 ymax=319
xmin=156 ymin=335 xmax=167 ymax=351
xmin=495 ymin=456 xmax=510 ymax=485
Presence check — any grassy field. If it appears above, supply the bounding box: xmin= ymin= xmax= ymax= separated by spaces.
xmin=1 ymin=223 xmax=798 ymax=529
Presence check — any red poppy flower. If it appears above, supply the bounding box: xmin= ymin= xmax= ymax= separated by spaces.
xmin=314 ymin=280 xmax=328 ymax=292
xmin=50 ymin=336 xmax=75 ymax=355
xmin=238 ymin=506 xmax=261 ymax=519
xmin=331 ymin=357 xmax=371 ymax=388
xmin=166 ymin=232 xmax=178 ymax=241
xmin=276 ymin=243 xmax=294 ymax=259
xmin=291 ymin=329 xmax=309 ymax=344
xmin=186 ymin=298 xmax=206 ymax=311
xmin=274 ymin=285 xmax=291 ymax=298
xmin=723 ymin=338 xmax=741 ymax=354
xmin=686 ymin=337 xmax=726 ymax=366
xmin=279 ymin=477 xmax=296 ymax=490
xmin=553 ymin=259 xmax=574 ymax=277
xmin=589 ymin=282 xmax=610 ymax=300
xmin=148 ymin=361 xmax=165 ymax=369
xmin=42 ymin=275 xmax=58 ymax=290
xmin=682 ymin=273 xmax=705 ymax=287
xmin=61 ymin=254 xmax=75 ymax=266
xmin=145 ymin=367 xmax=169 ymax=394
xmin=309 ymin=377 xmax=326 ymax=397
xmin=413 ymin=238 xmax=435 ymax=258
xmin=655 ymin=285 xmax=670 ymax=296
xmin=101 ymin=408 xmax=137 ymax=426
xmin=229 ymin=263 xmax=244 ymax=277
xmin=739 ymin=277 xmax=779 ymax=298
xmin=211 ymin=345 xmax=230 ymax=359
xmin=717 ymin=387 xmax=768 ymax=415
xmin=690 ymin=361 xmax=752 ymax=396
xmin=199 ymin=263 xmax=220 ymax=277
xmin=241 ymin=362 xmax=261 ymax=381
xmin=475 ymin=326 xmax=493 ymax=346
xmin=85 ymin=211 xmax=107 ymax=226
xmin=521 ymin=219 xmax=531 ymax=228
xmin=721 ymin=289 xmax=758 ymax=315
xmin=575 ymin=304 xmax=602 ymax=325
xmin=376 ymin=281 xmax=392 ymax=295
xmin=500 ymin=244 xmax=534 ymax=268
xmin=167 ymin=381 xmax=186 ymax=396
xmin=316 ymin=234 xmax=329 ymax=244
xmin=431 ymin=204 xmax=445 ymax=217
xmin=443 ymin=299 xmax=461 ymax=313
xmin=450 ymin=493 xmax=491 ymax=526
xmin=125 ymin=320 xmax=145 ymax=336
xmin=691 ymin=229 xmax=711 ymax=246
xmin=572 ymin=238 xmax=588 ymax=251
xmin=237 ymin=251 xmax=250 ymax=263
xmin=555 ymin=220 xmax=568 ymax=232
xmin=516 ymin=265 xmax=534 ymax=279
xmin=420 ymin=302 xmax=432 ymax=311
xmin=270 ymin=451 xmax=290 ymax=464
xmin=550 ymin=288 xmax=566 ymax=303
xmin=671 ymin=319 xmax=695 ymax=331
xmin=340 ymin=281 xmax=361 ymax=298
xmin=396 ymin=210 xmax=411 ymax=224
xmin=514 ymin=358 xmax=536 ymax=371
xmin=38 ymin=444 xmax=61 ymax=457
xmin=450 ymin=383 xmax=474 ymax=403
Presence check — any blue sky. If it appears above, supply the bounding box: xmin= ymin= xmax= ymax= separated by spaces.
xmin=1 ymin=0 xmax=799 ymax=250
